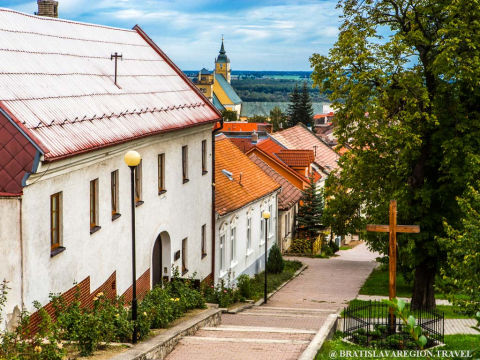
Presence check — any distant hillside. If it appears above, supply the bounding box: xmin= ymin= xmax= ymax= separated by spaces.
xmin=241 ymin=102 xmax=329 ymax=118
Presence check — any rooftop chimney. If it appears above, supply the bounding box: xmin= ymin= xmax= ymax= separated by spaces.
xmin=251 ymin=130 xmax=258 ymax=144
xmin=37 ymin=0 xmax=59 ymax=18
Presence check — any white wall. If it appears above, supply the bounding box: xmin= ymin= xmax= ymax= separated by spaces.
xmin=214 ymin=193 xmax=278 ymax=284
xmin=18 ymin=124 xmax=213 ymax=311
xmin=0 ymin=197 xmax=22 ymax=329
xmin=279 ymin=203 xmax=297 ymax=253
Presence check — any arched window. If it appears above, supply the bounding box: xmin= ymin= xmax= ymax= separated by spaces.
xmin=246 ymin=208 xmax=253 ymax=250
xmin=230 ymin=216 xmax=238 ymax=264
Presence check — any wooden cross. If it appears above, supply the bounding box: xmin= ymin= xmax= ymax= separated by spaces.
xmin=366 ymin=200 xmax=420 ymax=332
xmin=110 ymin=52 xmax=123 ymax=86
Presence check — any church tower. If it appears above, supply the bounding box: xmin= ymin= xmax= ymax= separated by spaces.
xmin=215 ymin=37 xmax=231 ymax=83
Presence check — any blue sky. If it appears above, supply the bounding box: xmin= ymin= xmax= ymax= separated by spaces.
xmin=3 ymin=0 xmax=342 ymax=71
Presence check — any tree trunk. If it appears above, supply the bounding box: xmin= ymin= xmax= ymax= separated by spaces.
xmin=411 ymin=261 xmax=436 ymax=310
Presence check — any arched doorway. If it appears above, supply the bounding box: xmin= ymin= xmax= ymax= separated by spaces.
xmin=152 ymin=231 xmax=171 ymax=287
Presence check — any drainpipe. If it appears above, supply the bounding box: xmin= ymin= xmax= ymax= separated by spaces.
xmin=19 ymin=197 xmax=24 ymax=309
xmin=211 ymin=118 xmax=224 ymax=283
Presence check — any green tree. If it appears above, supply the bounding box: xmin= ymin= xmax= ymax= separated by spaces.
xmin=286 ymin=85 xmax=301 ymax=128
xmin=311 ymin=0 xmax=480 ymax=309
xmin=438 ymin=183 xmax=480 ymax=314
xmin=222 ymin=109 xmax=238 ymax=122
xmin=247 ymin=114 xmax=268 ymax=123
xmin=269 ymin=106 xmax=287 ymax=131
xmin=297 ymin=176 xmax=324 ymax=240
xmin=299 ymin=82 xmax=314 ymax=128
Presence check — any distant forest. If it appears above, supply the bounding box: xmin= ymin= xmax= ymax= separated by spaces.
xmin=183 ymin=70 xmax=329 ymax=103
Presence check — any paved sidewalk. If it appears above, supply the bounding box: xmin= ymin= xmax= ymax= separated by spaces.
xmin=166 ymin=242 xmax=379 ymax=360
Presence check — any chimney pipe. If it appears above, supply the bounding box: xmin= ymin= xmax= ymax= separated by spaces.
xmin=37 ymin=0 xmax=59 ymax=18
xmin=251 ymin=130 xmax=258 ymax=144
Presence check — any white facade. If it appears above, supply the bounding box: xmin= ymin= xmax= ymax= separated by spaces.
xmin=0 ymin=124 xmax=213 ymax=321
xmin=278 ymin=204 xmax=298 ymax=253
xmin=214 ymin=193 xmax=278 ymax=284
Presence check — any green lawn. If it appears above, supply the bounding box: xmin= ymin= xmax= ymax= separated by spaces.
xmin=342 ymin=300 xmax=473 ymax=319
xmin=359 ymin=268 xmax=413 ymax=298
xmin=249 ymin=260 xmax=303 ymax=301
xmin=316 ymin=333 xmax=480 ymax=360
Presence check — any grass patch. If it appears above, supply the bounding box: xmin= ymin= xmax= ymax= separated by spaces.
xmin=339 ymin=246 xmax=352 ymax=250
xmin=359 ymin=268 xmax=413 ymax=298
xmin=249 ymin=260 xmax=302 ymax=300
xmin=342 ymin=300 xmax=473 ymax=319
xmin=316 ymin=333 xmax=480 ymax=360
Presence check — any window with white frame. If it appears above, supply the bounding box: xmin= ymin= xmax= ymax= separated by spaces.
xmin=230 ymin=225 xmax=236 ymax=263
xmin=268 ymin=204 xmax=273 ymax=236
xmin=247 ymin=212 xmax=252 ymax=250
xmin=260 ymin=214 xmax=264 ymax=244
xmin=220 ymin=224 xmax=226 ymax=271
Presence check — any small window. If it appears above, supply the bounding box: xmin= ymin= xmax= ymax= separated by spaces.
xmin=158 ymin=154 xmax=166 ymax=194
xmin=135 ymin=160 xmax=143 ymax=204
xmin=51 ymin=192 xmax=62 ymax=253
xmin=201 ymin=140 xmax=208 ymax=175
xmin=182 ymin=146 xmax=189 ymax=183
xmin=230 ymin=226 xmax=236 ymax=263
xmin=182 ymin=238 xmax=188 ymax=275
xmin=201 ymin=224 xmax=207 ymax=258
xmin=260 ymin=216 xmax=265 ymax=244
xmin=90 ymin=179 xmax=100 ymax=233
xmin=111 ymin=170 xmax=120 ymax=220
xmin=220 ymin=234 xmax=226 ymax=271
xmin=268 ymin=204 xmax=273 ymax=236
xmin=247 ymin=216 xmax=252 ymax=250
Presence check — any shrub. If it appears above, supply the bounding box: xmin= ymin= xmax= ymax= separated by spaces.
xmin=202 ymin=279 xmax=242 ymax=308
xmin=237 ymin=275 xmax=252 ymax=299
xmin=267 ymin=244 xmax=284 ymax=274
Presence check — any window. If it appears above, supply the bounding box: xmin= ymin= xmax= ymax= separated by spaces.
xmin=260 ymin=216 xmax=265 ymax=244
xmin=51 ymin=192 xmax=62 ymax=254
xmin=284 ymin=214 xmax=288 ymax=238
xmin=182 ymin=145 xmax=189 ymax=183
xmin=220 ymin=226 xmax=226 ymax=271
xmin=90 ymin=179 xmax=100 ymax=233
xmin=247 ymin=216 xmax=252 ymax=250
xmin=111 ymin=170 xmax=120 ymax=220
xmin=201 ymin=224 xmax=207 ymax=258
xmin=230 ymin=226 xmax=236 ymax=263
xmin=182 ymin=238 xmax=188 ymax=275
xmin=268 ymin=204 xmax=273 ymax=236
xmin=158 ymin=154 xmax=166 ymax=194
xmin=201 ymin=140 xmax=208 ymax=175
xmin=135 ymin=161 xmax=143 ymax=204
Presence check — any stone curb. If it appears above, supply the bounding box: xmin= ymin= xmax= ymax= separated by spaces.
xmin=224 ymin=300 xmax=255 ymax=314
xmin=253 ymin=264 xmax=308 ymax=307
xmin=298 ymin=311 xmax=340 ymax=360
xmin=108 ymin=307 xmax=222 ymax=360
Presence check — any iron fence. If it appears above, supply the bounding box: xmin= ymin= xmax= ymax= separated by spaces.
xmin=343 ymin=301 xmax=444 ymax=348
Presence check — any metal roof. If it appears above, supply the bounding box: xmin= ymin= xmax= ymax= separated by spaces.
xmin=0 ymin=8 xmax=220 ymax=160
xmin=214 ymin=74 xmax=242 ymax=105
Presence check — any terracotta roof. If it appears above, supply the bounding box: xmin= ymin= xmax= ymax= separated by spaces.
xmin=228 ymin=137 xmax=255 ymax=153
xmin=215 ymin=137 xmax=280 ymax=216
xmin=0 ymin=9 xmax=220 ymax=161
xmin=256 ymin=137 xmax=285 ymax=155
xmin=274 ymin=149 xmax=314 ymax=168
xmin=271 ymin=123 xmax=340 ymax=173
xmin=222 ymin=122 xmax=271 ymax=133
xmin=248 ymin=153 xmax=302 ymax=211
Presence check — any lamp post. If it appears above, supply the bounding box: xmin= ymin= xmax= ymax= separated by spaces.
xmin=262 ymin=211 xmax=270 ymax=304
xmin=124 ymin=150 xmax=141 ymax=343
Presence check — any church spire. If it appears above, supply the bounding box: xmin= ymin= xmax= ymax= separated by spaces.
xmin=216 ymin=35 xmax=230 ymax=64
xmin=219 ymin=35 xmax=226 ymax=55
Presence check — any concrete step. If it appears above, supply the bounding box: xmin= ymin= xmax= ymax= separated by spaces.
xmin=195 ymin=328 xmax=314 ymax=341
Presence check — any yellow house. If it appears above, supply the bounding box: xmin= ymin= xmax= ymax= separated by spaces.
xmin=194 ymin=38 xmax=242 ymax=116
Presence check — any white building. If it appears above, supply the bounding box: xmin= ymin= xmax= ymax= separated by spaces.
xmin=0 ymin=8 xmax=220 ymax=329
xmin=214 ymin=136 xmax=280 ymax=283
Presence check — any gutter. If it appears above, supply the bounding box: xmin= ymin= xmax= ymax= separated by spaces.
xmin=211 ymin=119 xmax=224 ymax=283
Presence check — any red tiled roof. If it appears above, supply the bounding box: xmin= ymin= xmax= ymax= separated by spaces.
xmin=312 ymin=169 xmax=322 ymax=183
xmin=314 ymin=112 xmax=334 ymax=119
xmin=0 ymin=9 xmax=220 ymax=161
xmin=248 ymin=154 xmax=302 ymax=211
xmin=222 ymin=122 xmax=270 ymax=132
xmin=256 ymin=138 xmax=285 ymax=155
xmin=271 ymin=123 xmax=340 ymax=172
xmin=215 ymin=137 xmax=280 ymax=216
xmin=274 ymin=149 xmax=314 ymax=168
xmin=228 ymin=137 xmax=255 ymax=153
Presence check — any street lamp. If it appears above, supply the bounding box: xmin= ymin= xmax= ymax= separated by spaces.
xmin=262 ymin=210 xmax=271 ymax=304
xmin=124 ymin=150 xmax=141 ymax=343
